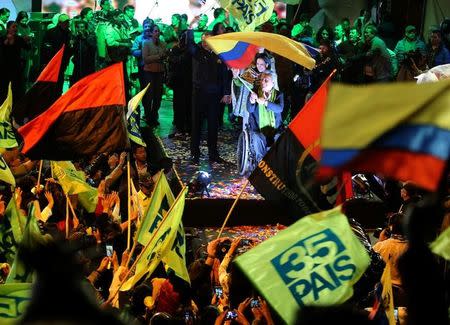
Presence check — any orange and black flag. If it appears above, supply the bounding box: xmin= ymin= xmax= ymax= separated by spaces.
xmin=18 ymin=63 xmax=130 ymax=161
xmin=248 ymin=71 xmax=352 ymax=217
xmin=13 ymin=45 xmax=65 ymax=125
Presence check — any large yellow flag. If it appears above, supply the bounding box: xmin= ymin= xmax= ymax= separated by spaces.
xmin=0 ymin=83 xmax=18 ymax=149
xmin=218 ymin=0 xmax=274 ymax=31
xmin=235 ymin=207 xmax=370 ymax=324
xmin=51 ymin=161 xmax=98 ymax=212
xmin=163 ymin=222 xmax=190 ymax=284
xmin=0 ymin=154 xmax=15 ymax=186
xmin=122 ymin=187 xmax=187 ymax=291
xmin=137 ymin=172 xmax=175 ymax=244
xmin=136 ymin=172 xmax=190 ymax=283
xmin=0 ymin=283 xmax=32 ymax=324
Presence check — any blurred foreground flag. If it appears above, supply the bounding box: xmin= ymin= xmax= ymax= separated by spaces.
xmin=430 ymin=226 xmax=450 ymax=260
xmin=235 ymin=207 xmax=370 ymax=324
xmin=207 ymin=32 xmax=315 ymax=70
xmin=0 ymin=283 xmax=32 ymax=324
xmin=319 ymin=80 xmax=450 ymax=191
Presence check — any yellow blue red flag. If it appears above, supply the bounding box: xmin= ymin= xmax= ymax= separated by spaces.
xmin=206 ymin=32 xmax=315 ymax=70
xmin=319 ymin=80 xmax=450 ymax=191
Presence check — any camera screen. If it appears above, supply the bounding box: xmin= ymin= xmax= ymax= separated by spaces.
xmin=106 ymin=245 xmax=113 ymax=257
xmin=214 ymin=287 xmax=223 ymax=297
xmin=250 ymin=299 xmax=260 ymax=308
xmin=226 ymin=311 xmax=237 ymax=319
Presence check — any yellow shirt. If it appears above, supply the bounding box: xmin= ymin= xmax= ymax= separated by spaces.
xmin=373 ymin=237 xmax=408 ymax=286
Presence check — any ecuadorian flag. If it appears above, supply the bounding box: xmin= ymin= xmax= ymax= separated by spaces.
xmin=206 ymin=32 xmax=315 ymax=70
xmin=319 ymin=80 xmax=450 ymax=191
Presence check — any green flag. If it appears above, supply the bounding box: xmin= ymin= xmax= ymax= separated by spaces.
xmin=0 ymin=283 xmax=32 ymax=324
xmin=430 ymin=226 xmax=450 ymax=260
xmin=0 ymin=83 xmax=18 ymax=149
xmin=122 ymin=187 xmax=187 ymax=291
xmin=6 ymin=201 xmax=52 ymax=283
xmin=0 ymin=154 xmax=15 ymax=186
xmin=52 ymin=161 xmax=98 ymax=212
xmin=235 ymin=207 xmax=370 ymax=324
xmin=0 ymin=205 xmax=19 ymax=265
xmin=5 ymin=197 xmax=26 ymax=249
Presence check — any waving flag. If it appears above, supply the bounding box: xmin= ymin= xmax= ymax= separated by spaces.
xmin=13 ymin=45 xmax=65 ymax=125
xmin=235 ymin=207 xmax=370 ymax=324
xmin=0 ymin=283 xmax=32 ymax=324
xmin=207 ymin=32 xmax=315 ymax=70
xmin=18 ymin=63 xmax=129 ymax=161
xmin=122 ymin=187 xmax=187 ymax=291
xmin=218 ymin=0 xmax=273 ymax=31
xmin=0 ymin=154 xmax=15 ymax=186
xmin=0 ymin=83 xmax=18 ymax=149
xmin=249 ymin=72 xmax=343 ymax=217
xmin=319 ymin=80 xmax=450 ymax=191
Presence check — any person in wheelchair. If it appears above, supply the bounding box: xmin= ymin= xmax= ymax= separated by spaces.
xmin=247 ymin=72 xmax=284 ymax=149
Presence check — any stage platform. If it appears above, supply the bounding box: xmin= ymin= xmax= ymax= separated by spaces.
xmin=155 ymin=100 xmax=263 ymax=201
xmin=142 ymin=99 xmax=292 ymax=227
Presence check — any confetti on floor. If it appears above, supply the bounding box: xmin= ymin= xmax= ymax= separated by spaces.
xmin=154 ymin=101 xmax=263 ymax=200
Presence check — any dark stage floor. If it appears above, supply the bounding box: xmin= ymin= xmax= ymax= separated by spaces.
xmin=148 ymin=100 xmax=263 ymax=200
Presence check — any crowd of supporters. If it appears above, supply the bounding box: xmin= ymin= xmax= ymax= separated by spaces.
xmin=0 ymin=2 xmax=450 ymax=324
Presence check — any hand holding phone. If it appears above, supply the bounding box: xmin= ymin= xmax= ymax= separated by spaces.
xmin=250 ymin=298 xmax=260 ymax=308
xmin=106 ymin=245 xmax=113 ymax=269
xmin=214 ymin=286 xmax=223 ymax=298
xmin=225 ymin=310 xmax=238 ymax=320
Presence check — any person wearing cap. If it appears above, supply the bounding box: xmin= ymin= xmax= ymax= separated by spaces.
xmin=394 ymin=25 xmax=427 ymax=69
xmin=137 ymin=172 xmax=154 ymax=214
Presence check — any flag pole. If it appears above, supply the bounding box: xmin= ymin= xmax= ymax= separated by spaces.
xmin=106 ymin=186 xmax=187 ymax=305
xmin=65 ymin=194 xmax=69 ymax=239
xmin=127 ymin=154 xmax=132 ymax=250
xmin=217 ymin=179 xmax=249 ymax=239
xmin=126 ymin=170 xmax=164 ymax=268
xmin=36 ymin=160 xmax=43 ymax=189
xmin=67 ymin=194 xmax=79 ymax=229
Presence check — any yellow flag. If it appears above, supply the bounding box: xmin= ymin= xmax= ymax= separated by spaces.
xmin=235 ymin=207 xmax=370 ymax=324
xmin=430 ymin=226 xmax=450 ymax=260
xmin=127 ymin=83 xmax=150 ymax=119
xmin=135 ymin=172 xmax=190 ymax=283
xmin=0 ymin=283 xmax=32 ymax=324
xmin=122 ymin=187 xmax=187 ymax=291
xmin=0 ymin=83 xmax=18 ymax=149
xmin=162 ymin=223 xmax=190 ymax=284
xmin=0 ymin=154 xmax=15 ymax=186
xmin=380 ymin=263 xmax=396 ymax=325
xmin=52 ymin=161 xmax=98 ymax=212
xmin=137 ymin=172 xmax=175 ymax=245
xmin=218 ymin=0 xmax=274 ymax=31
